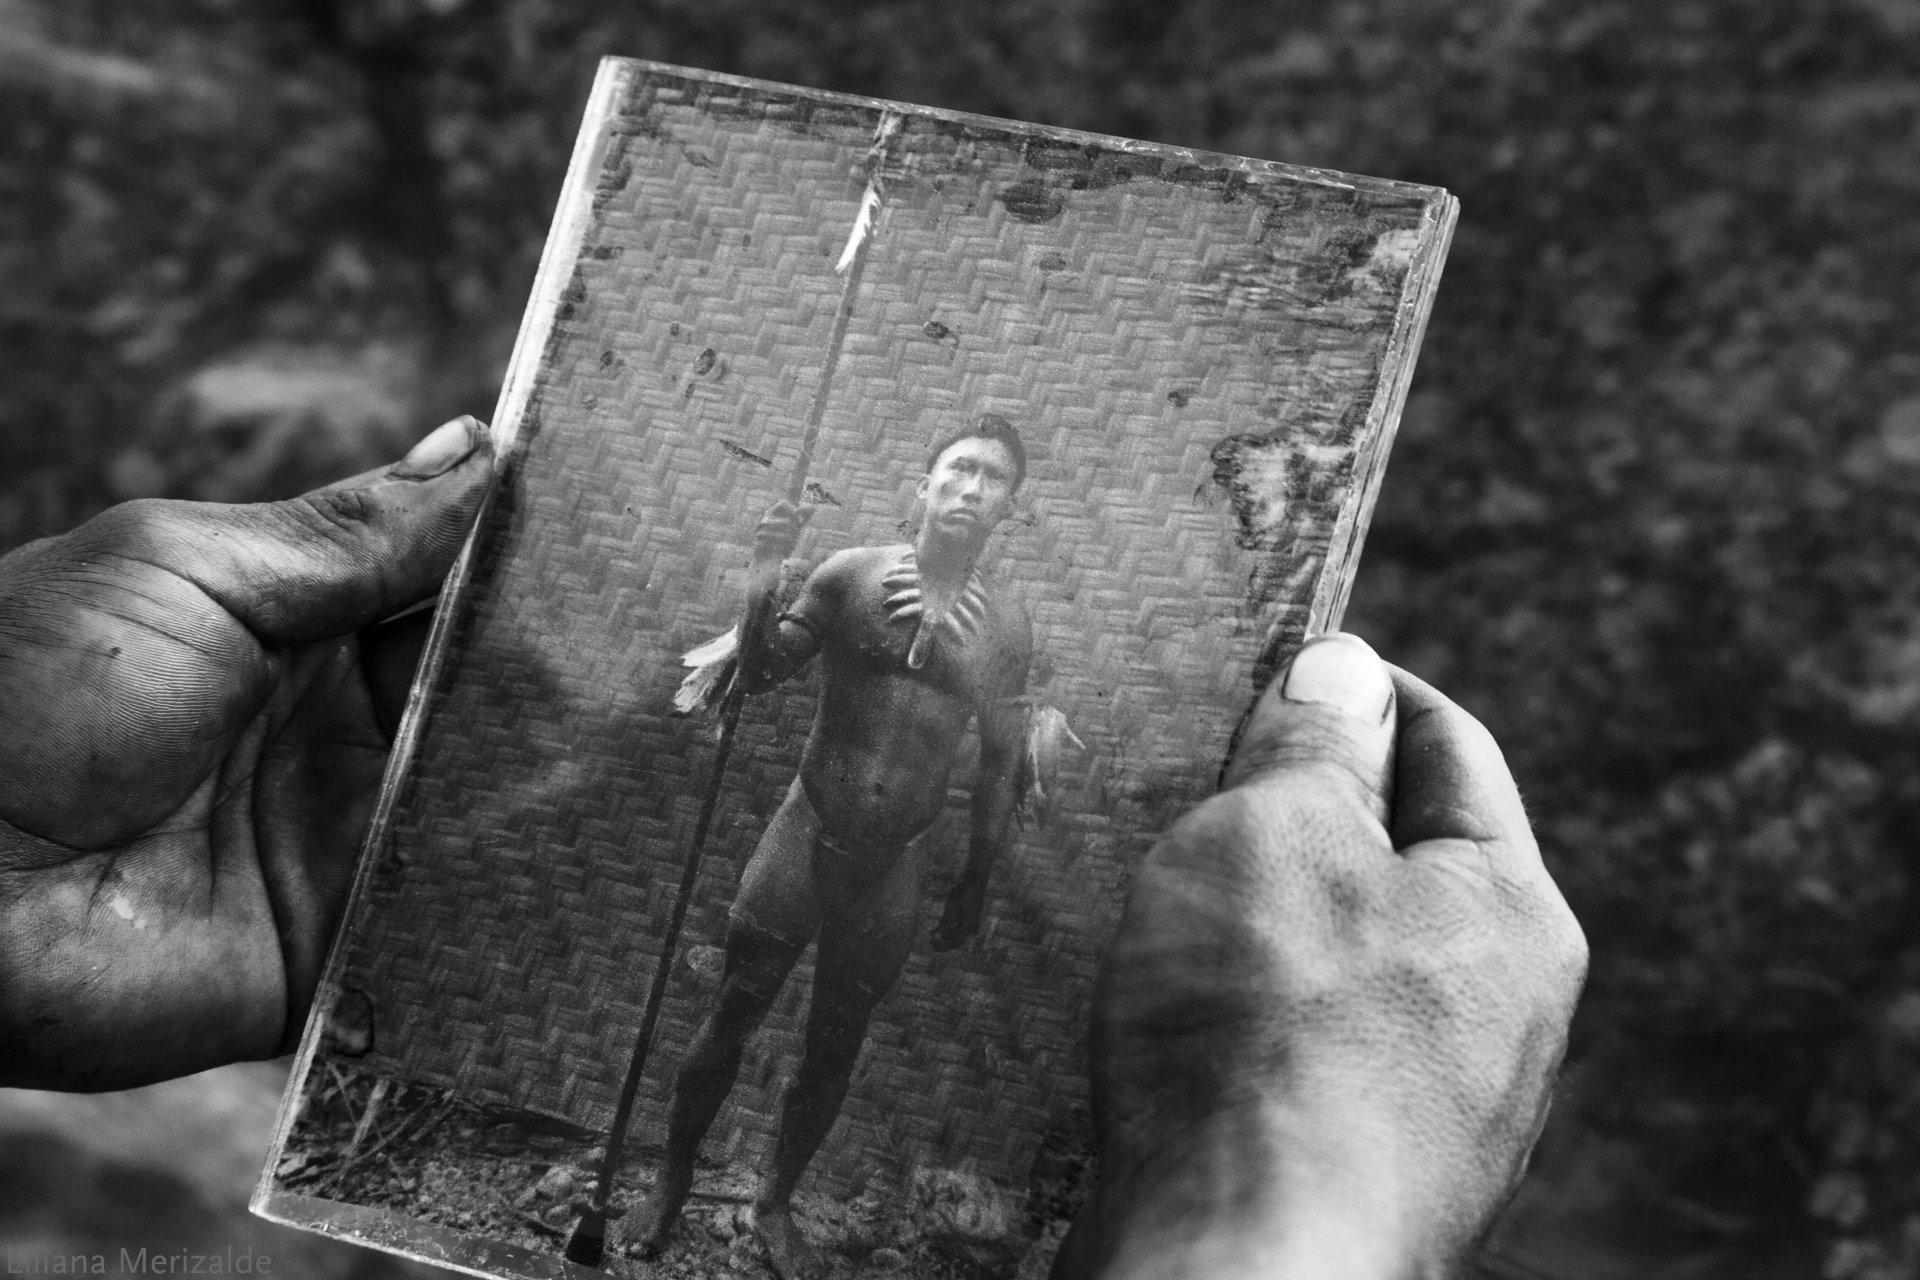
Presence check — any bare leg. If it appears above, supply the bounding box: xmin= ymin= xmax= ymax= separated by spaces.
xmin=620 ymin=782 xmax=819 ymax=1254
xmin=621 ymin=921 xmax=804 ymax=1252
xmin=753 ymin=838 xmax=924 ymax=1276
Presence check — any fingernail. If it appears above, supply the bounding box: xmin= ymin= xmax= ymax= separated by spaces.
xmin=1282 ymin=633 xmax=1394 ymax=724
xmin=391 ymin=416 xmax=486 ymax=480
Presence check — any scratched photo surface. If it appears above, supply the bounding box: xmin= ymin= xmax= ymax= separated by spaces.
xmin=256 ymin=60 xmax=1451 ymax=1280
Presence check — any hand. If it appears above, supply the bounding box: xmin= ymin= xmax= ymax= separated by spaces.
xmin=751 ymin=500 xmax=808 ymax=571
xmin=0 ymin=416 xmax=493 ymax=1090
xmin=929 ymin=874 xmax=987 ymax=952
xmin=1055 ymin=633 xmax=1587 ymax=1280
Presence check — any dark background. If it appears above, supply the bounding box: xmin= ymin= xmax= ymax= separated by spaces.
xmin=4 ymin=1 xmax=1918 ymax=1277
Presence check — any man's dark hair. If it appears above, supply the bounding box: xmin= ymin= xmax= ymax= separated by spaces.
xmin=927 ymin=413 xmax=1027 ymax=490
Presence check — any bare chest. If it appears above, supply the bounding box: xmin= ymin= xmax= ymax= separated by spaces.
xmin=829 ymin=568 xmax=1007 ymax=706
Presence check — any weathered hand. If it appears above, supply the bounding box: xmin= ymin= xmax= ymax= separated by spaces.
xmin=1055 ymin=633 xmax=1587 ymax=1280
xmin=0 ymin=416 xmax=493 ymax=1090
xmin=929 ymin=875 xmax=987 ymax=952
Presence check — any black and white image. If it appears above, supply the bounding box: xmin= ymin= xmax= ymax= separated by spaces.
xmin=254 ymin=58 xmax=1453 ymax=1280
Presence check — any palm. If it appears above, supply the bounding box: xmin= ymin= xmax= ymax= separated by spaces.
xmin=1054 ymin=654 xmax=1586 ymax=1279
xmin=0 ymin=524 xmax=384 ymax=1087
xmin=0 ymin=422 xmax=489 ymax=1090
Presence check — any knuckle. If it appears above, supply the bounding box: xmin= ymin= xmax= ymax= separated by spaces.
xmin=95 ymin=496 xmax=167 ymax=532
xmin=1159 ymin=784 xmax=1385 ymax=924
xmin=278 ymin=491 xmax=391 ymax=584
xmin=1148 ymin=794 xmax=1276 ymax=908
xmin=1506 ymin=858 xmax=1585 ymax=956
xmin=73 ymin=497 xmax=173 ymax=554
xmin=1409 ymin=863 xmax=1574 ymax=1003
xmin=1228 ymin=723 xmax=1390 ymax=807
xmin=1240 ymin=764 xmax=1383 ymax=845
xmin=1490 ymin=873 xmax=1588 ymax=1009
xmin=294 ymin=487 xmax=381 ymax=535
xmin=1415 ymin=929 xmax=1562 ymax=1052
xmin=1545 ymin=896 xmax=1591 ymax=995
xmin=1179 ymin=782 xmax=1304 ymax=854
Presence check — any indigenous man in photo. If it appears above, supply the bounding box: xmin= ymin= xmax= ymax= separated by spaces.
xmin=627 ymin=414 xmax=1034 ymax=1275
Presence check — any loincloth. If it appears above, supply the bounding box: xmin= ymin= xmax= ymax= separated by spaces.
xmin=802 ymin=788 xmax=910 ymax=891
xmin=731 ymin=778 xmax=920 ymax=942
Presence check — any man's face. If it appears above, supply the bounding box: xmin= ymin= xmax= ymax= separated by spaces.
xmin=917 ymin=436 xmax=1018 ymax=543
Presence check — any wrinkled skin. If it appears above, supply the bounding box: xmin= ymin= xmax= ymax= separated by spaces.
xmin=0 ymin=417 xmax=492 ymax=1090
xmin=0 ymin=421 xmax=1583 ymax=1280
xmin=1054 ymin=635 xmax=1589 ymax=1280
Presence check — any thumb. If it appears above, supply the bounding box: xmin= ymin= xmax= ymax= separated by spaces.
xmin=1222 ymin=632 xmax=1397 ymax=822
xmin=133 ymin=416 xmax=493 ymax=648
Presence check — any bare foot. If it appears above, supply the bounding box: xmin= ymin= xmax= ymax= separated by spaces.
xmin=752 ymin=1203 xmax=818 ymax=1279
xmin=614 ymin=1170 xmax=690 ymax=1258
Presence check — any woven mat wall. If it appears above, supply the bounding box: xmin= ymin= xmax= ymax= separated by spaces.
xmin=337 ymin=66 xmax=1428 ymax=1201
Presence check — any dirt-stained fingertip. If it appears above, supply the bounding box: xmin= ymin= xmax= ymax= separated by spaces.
xmin=1281 ymin=633 xmax=1394 ymax=724
xmin=390 ymin=415 xmax=491 ymax=481
xmin=1386 ymin=663 xmax=1540 ymax=871
xmin=1220 ymin=634 xmax=1398 ymax=811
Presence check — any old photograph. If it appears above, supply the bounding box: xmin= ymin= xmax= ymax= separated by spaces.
xmin=253 ymin=59 xmax=1452 ymax=1280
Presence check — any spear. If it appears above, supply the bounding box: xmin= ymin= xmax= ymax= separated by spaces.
xmin=564 ymin=109 xmax=902 ymax=1269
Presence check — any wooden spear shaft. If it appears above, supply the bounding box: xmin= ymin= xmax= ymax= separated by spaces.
xmin=565 ymin=115 xmax=897 ymax=1268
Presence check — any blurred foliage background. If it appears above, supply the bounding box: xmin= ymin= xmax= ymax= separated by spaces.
xmin=5 ymin=0 xmax=1920 ymax=1277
